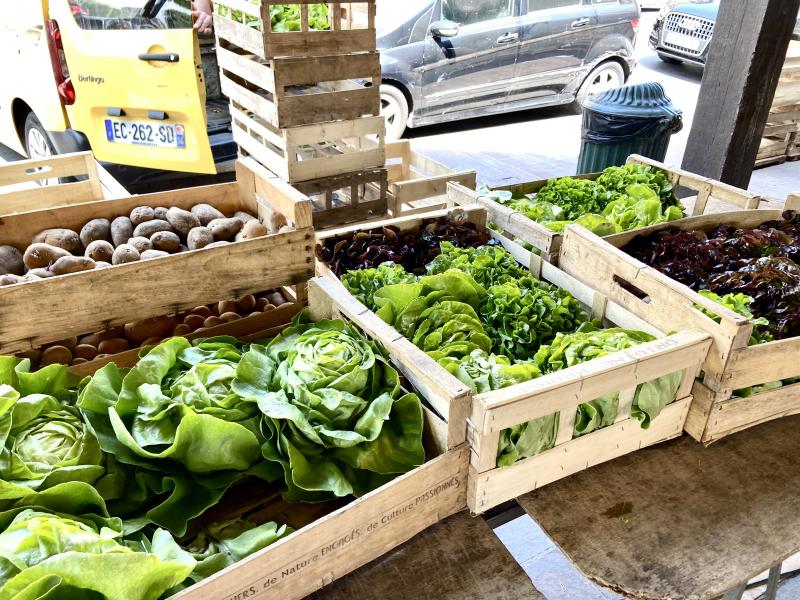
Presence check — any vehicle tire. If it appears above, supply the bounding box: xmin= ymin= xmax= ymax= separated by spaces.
xmin=657 ymin=53 xmax=683 ymax=65
xmin=23 ymin=113 xmax=61 ymax=186
xmin=570 ymin=61 xmax=627 ymax=114
xmin=380 ymin=84 xmax=409 ymax=141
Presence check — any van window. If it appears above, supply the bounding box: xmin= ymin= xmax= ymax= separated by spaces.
xmin=70 ymin=0 xmax=192 ymax=30
xmin=442 ymin=0 xmax=513 ymax=26
xmin=528 ymin=0 xmax=582 ymax=11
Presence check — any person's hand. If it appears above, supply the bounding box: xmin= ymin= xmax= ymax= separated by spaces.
xmin=192 ymin=10 xmax=213 ymax=34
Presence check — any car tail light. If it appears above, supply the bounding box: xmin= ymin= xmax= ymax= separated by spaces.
xmin=44 ymin=20 xmax=75 ymax=106
xmin=631 ymin=18 xmax=640 ymax=35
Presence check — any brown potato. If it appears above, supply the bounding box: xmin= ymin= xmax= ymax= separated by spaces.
xmin=187 ymin=227 xmax=214 ymax=251
xmin=236 ymin=295 xmax=257 ymax=313
xmin=183 ymin=314 xmax=206 ymax=330
xmin=191 ymin=203 xmax=225 ymax=226
xmin=150 ymin=231 xmax=181 ymax=253
xmin=33 ymin=228 xmax=82 ymax=254
xmin=71 ymin=358 xmax=88 ymax=366
xmin=141 ymin=337 xmax=163 ymax=347
xmin=23 ymin=244 xmax=71 ymax=270
xmin=80 ymin=219 xmax=111 ymax=248
xmin=255 ymin=297 xmax=270 ymax=312
xmin=132 ymin=219 xmax=173 ymax=239
xmin=95 ymin=261 xmax=112 ymax=269
xmin=217 ymin=300 xmax=238 ymax=315
xmin=73 ymin=344 xmax=99 ymax=361
xmin=203 ymin=316 xmax=223 ymax=328
xmin=248 ymin=311 xmax=262 ymax=318
xmin=97 ymin=338 xmax=130 ymax=355
xmin=111 ymin=216 xmax=135 ymax=247
xmin=267 ymin=292 xmax=286 ymax=306
xmin=278 ymin=225 xmax=294 ymax=234
xmin=190 ymin=305 xmax=212 ymax=319
xmin=166 ymin=207 xmax=201 ymax=237
xmin=234 ymin=220 xmax=269 ymax=242
xmin=124 ymin=316 xmax=175 ymax=344
xmin=112 ymin=245 xmax=140 ymax=266
xmin=95 ymin=354 xmax=110 ymax=360
xmin=172 ymin=324 xmax=192 ymax=337
xmin=20 ymin=274 xmax=42 ymax=283
xmin=234 ymin=211 xmax=256 ymax=224
xmin=263 ymin=304 xmax=276 ymax=311
xmin=41 ymin=346 xmax=72 ymax=366
xmin=127 ymin=236 xmax=153 ymax=254
xmin=140 ymin=250 xmax=169 ymax=260
xmin=130 ymin=206 xmax=155 ymax=226
xmin=85 ymin=240 xmax=114 ymax=263
xmin=0 ymin=246 xmax=24 ymax=276
xmin=154 ymin=207 xmax=169 ymax=220
xmin=0 ymin=274 xmax=21 ymax=286
xmin=208 ymin=218 xmax=243 ymax=242
xmin=205 ymin=241 xmax=231 ymax=249
xmin=27 ymin=268 xmax=55 ymax=279
xmin=49 ymin=256 xmax=96 ymax=276
xmin=51 ymin=337 xmax=78 ymax=350
xmin=257 ymin=206 xmax=287 ymax=234
xmin=220 ymin=312 xmax=242 ymax=323
xmin=17 ymin=349 xmax=42 ymax=364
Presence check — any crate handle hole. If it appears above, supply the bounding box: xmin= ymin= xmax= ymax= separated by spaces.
xmin=26 ymin=166 xmax=53 ymax=176
xmin=613 ymin=275 xmax=651 ymax=304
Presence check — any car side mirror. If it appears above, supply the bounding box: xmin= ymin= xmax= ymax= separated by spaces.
xmin=430 ymin=20 xmax=459 ymax=38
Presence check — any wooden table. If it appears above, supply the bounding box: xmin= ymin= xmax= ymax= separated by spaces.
xmin=308 ymin=509 xmax=544 ymax=600
xmin=517 ymin=414 xmax=800 ymax=600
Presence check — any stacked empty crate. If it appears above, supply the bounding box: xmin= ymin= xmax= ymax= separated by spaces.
xmin=213 ymin=0 xmax=387 ymax=228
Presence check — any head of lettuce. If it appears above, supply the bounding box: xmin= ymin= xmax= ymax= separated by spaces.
xmin=248 ymin=311 xmax=426 ymax=502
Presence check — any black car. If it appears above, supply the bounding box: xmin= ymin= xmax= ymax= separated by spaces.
xmin=376 ymin=0 xmax=640 ymax=139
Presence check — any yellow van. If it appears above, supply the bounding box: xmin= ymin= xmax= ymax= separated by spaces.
xmin=0 ymin=0 xmax=218 ymax=174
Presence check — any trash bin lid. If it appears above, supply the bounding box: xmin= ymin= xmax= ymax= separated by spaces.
xmin=582 ymin=82 xmax=682 ymax=119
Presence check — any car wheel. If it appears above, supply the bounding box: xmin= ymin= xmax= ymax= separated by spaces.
xmin=23 ymin=113 xmax=60 ymax=186
xmin=570 ymin=61 xmax=626 ymax=114
xmin=380 ymin=84 xmax=409 ymax=141
xmin=657 ymin=53 xmax=683 ymax=65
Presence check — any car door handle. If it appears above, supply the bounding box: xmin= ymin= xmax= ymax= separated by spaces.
xmin=139 ymin=53 xmax=180 ymax=63
xmin=571 ymin=18 xmax=591 ymax=29
xmin=496 ymin=32 xmax=519 ymax=44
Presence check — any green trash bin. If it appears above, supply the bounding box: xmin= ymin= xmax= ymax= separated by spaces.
xmin=576 ymin=82 xmax=683 ymax=175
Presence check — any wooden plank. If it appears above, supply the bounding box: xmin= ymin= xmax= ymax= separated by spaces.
xmin=682 ymin=0 xmax=800 ymax=188
xmin=469 ymin=399 xmax=690 ymax=513
xmin=517 ymin=414 xmax=800 ymax=600
xmin=174 ymin=444 xmax=469 ymax=600
xmin=305 ymin=510 xmax=544 ymax=600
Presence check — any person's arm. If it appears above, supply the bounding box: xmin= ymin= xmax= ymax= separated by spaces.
xmin=192 ymin=0 xmax=213 ymax=34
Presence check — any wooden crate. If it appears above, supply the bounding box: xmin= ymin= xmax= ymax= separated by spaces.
xmin=0 ymin=157 xmax=316 ymax=356
xmin=314 ymin=206 xmax=712 ymax=512
xmin=213 ymin=0 xmax=376 ymax=60
xmin=385 ymin=140 xmax=477 ymax=217
xmin=447 ymin=154 xmax=763 ymax=264
xmin=557 ymin=204 xmax=800 ymax=444
xmin=0 ymin=152 xmax=128 ymax=214
xmin=291 ymin=167 xmax=388 ymax=230
xmin=232 ymin=101 xmax=385 ymax=183
xmin=216 ymin=41 xmax=380 ymax=129
xmin=65 ymin=278 xmax=467 ymax=600
xmin=757 ymin=41 xmax=800 ymax=167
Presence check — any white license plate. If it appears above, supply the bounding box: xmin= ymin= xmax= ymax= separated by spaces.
xmin=664 ymin=31 xmax=702 ymax=51
xmin=104 ymin=119 xmax=186 ymax=149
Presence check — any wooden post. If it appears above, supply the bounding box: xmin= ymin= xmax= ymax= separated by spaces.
xmin=682 ymin=0 xmax=800 ymax=189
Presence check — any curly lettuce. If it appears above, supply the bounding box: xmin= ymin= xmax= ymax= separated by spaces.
xmin=341 ymin=262 xmax=416 ymax=310
xmin=427 ymin=242 xmax=529 ymax=288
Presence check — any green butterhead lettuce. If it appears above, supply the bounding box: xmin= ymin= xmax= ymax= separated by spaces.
xmin=0 ymin=499 xmax=194 ymax=600
xmin=252 ymin=311 xmax=425 ymax=502
xmin=341 ymin=262 xmax=416 ymax=310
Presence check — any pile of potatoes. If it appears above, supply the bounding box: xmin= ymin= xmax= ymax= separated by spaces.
xmin=19 ymin=289 xmax=291 ymax=369
xmin=0 ymin=202 xmax=290 ymax=285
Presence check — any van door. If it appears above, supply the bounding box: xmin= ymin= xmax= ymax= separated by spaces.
xmin=48 ymin=0 xmax=215 ymax=174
